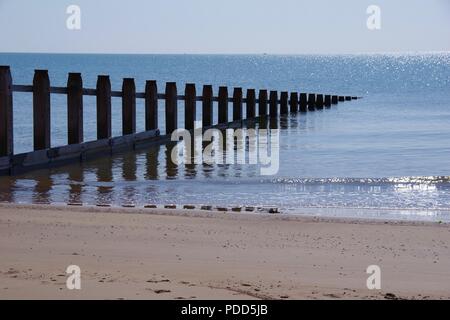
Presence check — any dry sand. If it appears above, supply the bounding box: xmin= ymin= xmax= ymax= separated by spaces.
xmin=0 ymin=203 xmax=449 ymax=300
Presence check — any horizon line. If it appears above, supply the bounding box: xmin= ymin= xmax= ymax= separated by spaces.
xmin=1 ymin=50 xmax=449 ymax=56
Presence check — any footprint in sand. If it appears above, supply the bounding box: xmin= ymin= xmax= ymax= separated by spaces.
xmin=153 ymin=289 xmax=171 ymax=294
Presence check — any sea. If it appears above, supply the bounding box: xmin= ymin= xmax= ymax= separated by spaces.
xmin=1 ymin=52 xmax=449 ymax=221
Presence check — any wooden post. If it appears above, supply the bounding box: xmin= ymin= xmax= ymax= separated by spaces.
xmin=218 ymin=86 xmax=228 ymax=124
xmin=33 ymin=70 xmax=51 ymax=150
xmin=122 ymin=78 xmax=136 ymax=135
xmin=332 ymin=95 xmax=338 ymax=104
xmin=67 ymin=73 xmax=83 ymax=145
xmin=307 ymin=93 xmax=316 ymax=111
xmin=246 ymin=89 xmax=256 ymax=119
xmin=202 ymin=85 xmax=213 ymax=127
xmin=165 ymin=82 xmax=177 ymax=134
xmin=258 ymin=90 xmax=268 ymax=117
xmin=280 ymin=92 xmax=288 ymax=114
xmin=324 ymin=95 xmax=331 ymax=107
xmin=0 ymin=66 xmax=13 ymax=156
xmin=185 ymin=83 xmax=196 ymax=130
xmin=145 ymin=80 xmax=158 ymax=131
xmin=289 ymin=92 xmax=298 ymax=113
xmin=233 ymin=87 xmax=243 ymax=121
xmin=316 ymin=94 xmax=324 ymax=109
xmin=96 ymin=75 xmax=111 ymax=140
xmin=269 ymin=91 xmax=278 ymax=117
xmin=299 ymin=93 xmax=307 ymax=112
xmin=338 ymin=96 xmax=345 ymax=102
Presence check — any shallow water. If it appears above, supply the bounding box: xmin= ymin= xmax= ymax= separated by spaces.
xmin=0 ymin=53 xmax=449 ymax=221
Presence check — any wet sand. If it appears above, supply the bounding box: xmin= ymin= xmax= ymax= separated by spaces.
xmin=0 ymin=203 xmax=449 ymax=300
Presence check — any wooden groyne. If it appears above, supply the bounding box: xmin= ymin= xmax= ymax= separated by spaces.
xmin=0 ymin=66 xmax=359 ymax=175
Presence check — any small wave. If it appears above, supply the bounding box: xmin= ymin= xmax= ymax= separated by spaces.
xmin=266 ymin=176 xmax=450 ymax=185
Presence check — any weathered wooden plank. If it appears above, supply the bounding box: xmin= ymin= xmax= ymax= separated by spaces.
xmin=280 ymin=91 xmax=288 ymax=115
xmin=316 ymin=94 xmax=324 ymax=109
xmin=299 ymin=93 xmax=307 ymax=112
xmin=202 ymin=85 xmax=213 ymax=127
xmin=33 ymin=70 xmax=51 ymax=150
xmin=307 ymin=93 xmax=316 ymax=111
xmin=258 ymin=90 xmax=268 ymax=117
xmin=165 ymin=82 xmax=178 ymax=134
xmin=269 ymin=91 xmax=278 ymax=116
xmin=246 ymin=89 xmax=256 ymax=119
xmin=96 ymin=75 xmax=112 ymax=140
xmin=145 ymin=80 xmax=158 ymax=131
xmin=290 ymin=92 xmax=298 ymax=113
xmin=332 ymin=95 xmax=338 ymax=104
xmin=67 ymin=73 xmax=83 ymax=144
xmin=122 ymin=78 xmax=136 ymax=135
xmin=218 ymin=86 xmax=228 ymax=124
xmin=233 ymin=87 xmax=243 ymax=121
xmin=185 ymin=83 xmax=196 ymax=130
xmin=324 ymin=95 xmax=331 ymax=107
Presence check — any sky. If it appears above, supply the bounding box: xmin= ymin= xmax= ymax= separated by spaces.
xmin=0 ymin=0 xmax=449 ymax=54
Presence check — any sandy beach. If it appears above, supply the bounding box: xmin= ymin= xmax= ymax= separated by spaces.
xmin=0 ymin=203 xmax=449 ymax=300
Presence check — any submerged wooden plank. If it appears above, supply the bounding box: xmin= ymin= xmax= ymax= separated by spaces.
xmin=5 ymin=129 xmax=160 ymax=175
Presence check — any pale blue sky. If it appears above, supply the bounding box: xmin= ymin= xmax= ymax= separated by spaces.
xmin=0 ymin=0 xmax=449 ymax=54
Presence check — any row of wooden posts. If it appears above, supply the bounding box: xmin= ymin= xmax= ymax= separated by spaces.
xmin=0 ymin=66 xmax=358 ymax=158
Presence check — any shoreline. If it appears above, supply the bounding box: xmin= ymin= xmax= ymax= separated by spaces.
xmin=1 ymin=203 xmax=449 ymax=299
xmin=1 ymin=202 xmax=448 ymax=227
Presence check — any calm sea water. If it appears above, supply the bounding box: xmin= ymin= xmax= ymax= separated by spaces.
xmin=1 ymin=53 xmax=450 ymax=221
